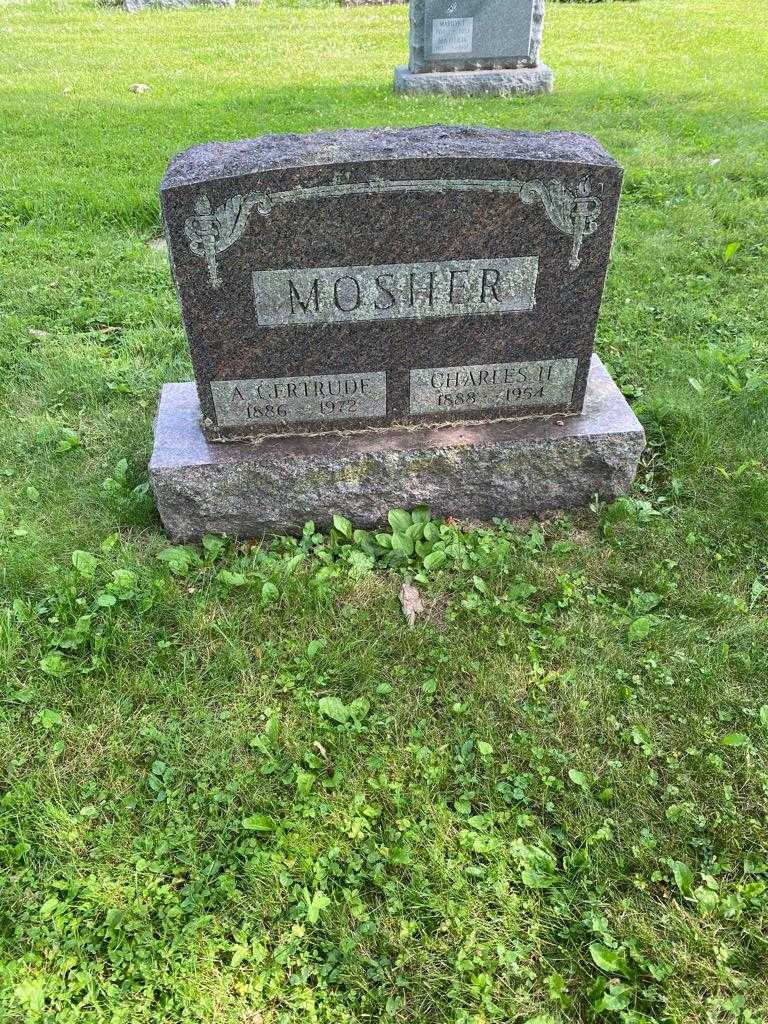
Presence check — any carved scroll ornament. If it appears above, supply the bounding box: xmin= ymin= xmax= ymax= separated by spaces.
xmin=183 ymin=176 xmax=603 ymax=289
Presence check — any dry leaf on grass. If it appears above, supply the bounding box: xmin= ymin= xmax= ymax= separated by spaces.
xmin=399 ymin=581 xmax=425 ymax=627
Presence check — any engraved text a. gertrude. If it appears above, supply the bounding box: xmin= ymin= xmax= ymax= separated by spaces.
xmin=211 ymin=372 xmax=386 ymax=427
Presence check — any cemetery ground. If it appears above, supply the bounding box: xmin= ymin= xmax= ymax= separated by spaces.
xmin=1 ymin=0 xmax=767 ymax=1020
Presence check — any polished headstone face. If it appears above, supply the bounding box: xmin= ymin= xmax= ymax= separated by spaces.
xmin=161 ymin=126 xmax=622 ymax=440
xmin=408 ymin=0 xmax=543 ymax=73
xmin=425 ymin=0 xmax=534 ymax=69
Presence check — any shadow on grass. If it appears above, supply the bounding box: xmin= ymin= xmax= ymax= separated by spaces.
xmin=3 ymin=78 xmax=766 ymax=230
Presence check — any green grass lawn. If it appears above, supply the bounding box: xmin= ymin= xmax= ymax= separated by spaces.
xmin=1 ymin=0 xmax=768 ymax=1020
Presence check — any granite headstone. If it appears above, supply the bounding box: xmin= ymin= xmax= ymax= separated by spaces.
xmin=161 ymin=126 xmax=621 ymax=442
xmin=395 ymin=0 xmax=552 ymax=95
xmin=410 ymin=0 xmax=539 ymax=73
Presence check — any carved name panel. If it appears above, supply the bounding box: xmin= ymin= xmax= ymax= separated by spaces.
xmin=161 ymin=126 xmax=623 ymax=439
xmin=252 ymin=258 xmax=538 ymax=327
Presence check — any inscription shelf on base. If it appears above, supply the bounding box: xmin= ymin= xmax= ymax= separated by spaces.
xmin=209 ymin=358 xmax=577 ymax=431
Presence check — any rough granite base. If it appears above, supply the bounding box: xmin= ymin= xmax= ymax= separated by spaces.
xmin=394 ymin=64 xmax=554 ymax=97
xmin=149 ymin=356 xmax=643 ymax=540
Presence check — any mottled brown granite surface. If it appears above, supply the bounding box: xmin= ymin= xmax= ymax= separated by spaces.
xmin=161 ymin=125 xmax=622 ymax=440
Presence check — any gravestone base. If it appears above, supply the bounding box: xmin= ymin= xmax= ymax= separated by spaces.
xmin=150 ymin=356 xmax=643 ymax=540
xmin=393 ymin=64 xmax=554 ymax=97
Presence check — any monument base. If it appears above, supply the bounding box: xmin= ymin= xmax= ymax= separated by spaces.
xmin=393 ymin=63 xmax=554 ymax=97
xmin=149 ymin=356 xmax=644 ymax=540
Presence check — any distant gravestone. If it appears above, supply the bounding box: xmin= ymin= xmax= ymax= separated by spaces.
xmin=151 ymin=126 xmax=644 ymax=538
xmin=412 ymin=0 xmax=539 ymax=71
xmin=395 ymin=0 xmax=552 ymax=95
xmin=123 ymin=0 xmax=234 ymax=11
